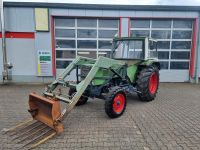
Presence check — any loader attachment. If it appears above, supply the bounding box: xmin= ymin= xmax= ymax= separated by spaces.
xmin=1 ymin=93 xmax=63 ymax=149
xmin=28 ymin=93 xmax=64 ymax=134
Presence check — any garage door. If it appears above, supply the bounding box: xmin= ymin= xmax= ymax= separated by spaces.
xmin=131 ymin=19 xmax=193 ymax=82
xmin=54 ymin=17 xmax=119 ymax=80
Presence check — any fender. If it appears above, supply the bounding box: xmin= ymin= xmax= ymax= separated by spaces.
xmin=139 ymin=59 xmax=160 ymax=70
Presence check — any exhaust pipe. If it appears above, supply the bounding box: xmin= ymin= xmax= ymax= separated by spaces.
xmin=1 ymin=0 xmax=12 ymax=81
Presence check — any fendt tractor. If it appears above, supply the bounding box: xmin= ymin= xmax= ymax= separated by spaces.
xmin=3 ymin=37 xmax=160 ymax=149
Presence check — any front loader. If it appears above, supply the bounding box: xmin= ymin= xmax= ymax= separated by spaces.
xmin=2 ymin=37 xmax=160 ymax=149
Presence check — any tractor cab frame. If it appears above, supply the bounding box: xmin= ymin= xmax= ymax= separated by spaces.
xmin=111 ymin=37 xmax=158 ymax=61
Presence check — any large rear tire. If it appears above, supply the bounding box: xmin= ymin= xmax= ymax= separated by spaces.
xmin=105 ymin=87 xmax=127 ymax=118
xmin=68 ymin=88 xmax=88 ymax=106
xmin=136 ymin=66 xmax=159 ymax=101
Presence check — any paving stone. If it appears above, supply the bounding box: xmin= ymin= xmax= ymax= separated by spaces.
xmin=0 ymin=83 xmax=200 ymax=149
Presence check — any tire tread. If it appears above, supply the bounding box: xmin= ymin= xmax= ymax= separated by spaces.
xmin=136 ymin=66 xmax=159 ymax=101
xmin=105 ymin=86 xmax=127 ymax=118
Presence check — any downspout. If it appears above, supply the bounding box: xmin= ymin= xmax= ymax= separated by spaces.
xmin=0 ymin=0 xmax=12 ymax=81
xmin=195 ymin=14 xmax=200 ymax=84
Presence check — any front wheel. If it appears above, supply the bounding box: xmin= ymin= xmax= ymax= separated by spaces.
xmin=136 ymin=66 xmax=159 ymax=101
xmin=105 ymin=87 xmax=127 ymax=118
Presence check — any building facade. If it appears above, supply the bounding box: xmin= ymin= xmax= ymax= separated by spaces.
xmin=0 ymin=2 xmax=200 ymax=83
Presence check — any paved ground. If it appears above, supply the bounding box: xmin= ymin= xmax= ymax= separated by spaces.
xmin=0 ymin=83 xmax=200 ymax=150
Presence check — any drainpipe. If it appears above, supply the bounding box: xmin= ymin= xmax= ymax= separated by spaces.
xmin=1 ymin=0 xmax=12 ymax=81
xmin=195 ymin=14 xmax=200 ymax=84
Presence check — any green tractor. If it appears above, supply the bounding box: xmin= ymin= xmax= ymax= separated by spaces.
xmin=4 ymin=37 xmax=160 ymax=148
xmin=29 ymin=36 xmax=160 ymax=124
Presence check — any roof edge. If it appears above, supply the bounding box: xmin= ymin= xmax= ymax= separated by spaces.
xmin=3 ymin=2 xmax=200 ymax=11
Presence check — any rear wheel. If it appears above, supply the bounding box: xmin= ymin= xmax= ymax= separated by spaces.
xmin=136 ymin=66 xmax=159 ymax=101
xmin=105 ymin=87 xmax=127 ymax=118
xmin=68 ymin=88 xmax=88 ymax=106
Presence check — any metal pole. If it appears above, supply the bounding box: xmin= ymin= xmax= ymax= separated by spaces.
xmin=1 ymin=0 xmax=12 ymax=81
xmin=0 ymin=0 xmax=7 ymax=80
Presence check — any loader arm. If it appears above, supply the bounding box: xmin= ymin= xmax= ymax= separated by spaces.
xmin=45 ymin=56 xmax=126 ymax=121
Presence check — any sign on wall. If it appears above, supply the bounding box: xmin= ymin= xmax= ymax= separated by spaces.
xmin=35 ymin=8 xmax=49 ymax=31
xmin=37 ymin=50 xmax=52 ymax=76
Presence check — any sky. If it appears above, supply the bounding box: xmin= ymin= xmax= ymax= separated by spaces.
xmin=3 ymin=0 xmax=200 ymax=6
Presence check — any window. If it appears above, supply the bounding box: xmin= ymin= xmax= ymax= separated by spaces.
xmin=77 ymin=18 xmax=96 ymax=27
xmin=129 ymin=41 xmax=143 ymax=50
xmin=157 ymin=41 xmax=170 ymax=49
xmin=99 ymin=19 xmax=118 ymax=28
xmin=55 ymin=18 xmax=75 ymax=27
xmin=152 ymin=20 xmax=171 ymax=28
xmin=77 ymin=51 xmax=96 ymax=59
xmin=113 ymin=40 xmax=144 ymax=59
xmin=172 ymin=31 xmax=192 ymax=39
xmin=131 ymin=19 xmax=150 ymax=28
xmin=99 ymin=30 xmax=117 ymax=38
xmin=171 ymin=52 xmax=190 ymax=59
xmin=56 ymin=50 xmax=76 ymax=59
xmin=151 ymin=30 xmax=171 ymax=39
xmin=170 ymin=61 xmax=189 ymax=69
xmin=159 ymin=61 xmax=169 ymax=69
xmin=56 ymin=60 xmax=72 ymax=69
xmin=131 ymin=30 xmax=150 ymax=37
xmin=158 ymin=51 xmax=169 ymax=59
xmin=173 ymin=20 xmax=193 ymax=28
xmin=99 ymin=41 xmax=112 ymax=49
xmin=77 ymin=40 xmax=97 ymax=49
xmin=55 ymin=29 xmax=75 ymax=38
xmin=172 ymin=41 xmax=191 ymax=49
xmin=77 ymin=29 xmax=97 ymax=38
xmin=56 ymin=40 xmax=75 ymax=48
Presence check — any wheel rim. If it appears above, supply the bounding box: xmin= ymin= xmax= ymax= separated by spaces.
xmin=149 ymin=72 xmax=158 ymax=94
xmin=112 ymin=93 xmax=125 ymax=113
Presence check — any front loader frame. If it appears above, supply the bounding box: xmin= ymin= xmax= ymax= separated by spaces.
xmin=43 ymin=56 xmax=138 ymax=123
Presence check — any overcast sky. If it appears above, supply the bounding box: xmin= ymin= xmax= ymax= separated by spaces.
xmin=4 ymin=0 xmax=200 ymax=6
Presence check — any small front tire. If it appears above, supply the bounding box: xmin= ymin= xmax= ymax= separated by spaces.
xmin=105 ymin=87 xmax=127 ymax=118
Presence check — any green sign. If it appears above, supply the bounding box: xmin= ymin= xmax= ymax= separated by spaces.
xmin=37 ymin=50 xmax=52 ymax=76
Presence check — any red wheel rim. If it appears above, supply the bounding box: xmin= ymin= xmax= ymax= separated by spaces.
xmin=112 ymin=93 xmax=125 ymax=113
xmin=149 ymin=72 xmax=158 ymax=94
